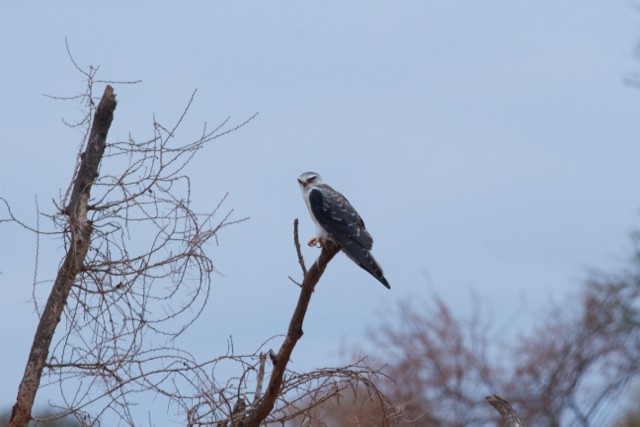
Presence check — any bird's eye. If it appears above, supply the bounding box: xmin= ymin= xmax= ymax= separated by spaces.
xmin=308 ymin=175 xmax=317 ymax=182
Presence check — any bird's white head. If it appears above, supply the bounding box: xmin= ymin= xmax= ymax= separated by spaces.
xmin=297 ymin=171 xmax=323 ymax=192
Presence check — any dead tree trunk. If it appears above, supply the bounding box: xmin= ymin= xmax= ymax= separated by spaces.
xmin=9 ymin=85 xmax=117 ymax=427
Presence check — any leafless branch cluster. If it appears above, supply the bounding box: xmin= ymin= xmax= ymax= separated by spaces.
xmin=277 ymin=359 xmax=398 ymax=427
xmin=179 ymin=354 xmax=392 ymax=427
xmin=45 ymin=102 xmax=254 ymax=423
xmin=276 ymin=361 xmax=390 ymax=421
xmin=370 ymin=296 xmax=499 ymax=426
xmin=345 ymin=265 xmax=640 ymax=426
xmin=2 ymin=59 xmax=257 ymax=425
xmin=506 ymin=273 xmax=640 ymax=426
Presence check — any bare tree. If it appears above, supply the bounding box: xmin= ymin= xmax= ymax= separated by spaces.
xmin=368 ymin=296 xmax=499 ymax=426
xmin=5 ymin=72 xmax=253 ymax=425
xmin=3 ymin=62 xmax=390 ymax=426
xmin=350 ymin=264 xmax=640 ymax=426
xmin=505 ymin=273 xmax=640 ymax=426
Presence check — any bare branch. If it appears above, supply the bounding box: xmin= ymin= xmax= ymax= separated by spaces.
xmin=240 ymin=239 xmax=340 ymax=426
xmin=293 ymin=218 xmax=307 ymax=277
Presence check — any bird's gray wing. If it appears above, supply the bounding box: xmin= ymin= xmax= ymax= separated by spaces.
xmin=309 ymin=184 xmax=373 ymax=249
xmin=309 ymin=185 xmax=390 ymax=289
xmin=309 ymin=185 xmax=373 ymax=249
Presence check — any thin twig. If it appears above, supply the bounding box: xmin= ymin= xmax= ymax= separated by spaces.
xmin=288 ymin=276 xmax=302 ymax=288
xmin=293 ymin=218 xmax=307 ymax=277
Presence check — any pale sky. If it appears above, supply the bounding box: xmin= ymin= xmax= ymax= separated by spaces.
xmin=1 ymin=1 xmax=640 ymax=424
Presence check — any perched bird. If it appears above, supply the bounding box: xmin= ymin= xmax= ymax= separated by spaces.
xmin=297 ymin=171 xmax=390 ymax=289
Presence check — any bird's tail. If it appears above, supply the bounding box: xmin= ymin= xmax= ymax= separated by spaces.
xmin=340 ymin=242 xmax=390 ymax=289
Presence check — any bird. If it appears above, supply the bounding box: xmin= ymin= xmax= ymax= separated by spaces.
xmin=297 ymin=171 xmax=390 ymax=289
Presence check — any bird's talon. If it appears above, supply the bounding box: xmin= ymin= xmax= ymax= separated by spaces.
xmin=307 ymin=237 xmax=325 ymax=248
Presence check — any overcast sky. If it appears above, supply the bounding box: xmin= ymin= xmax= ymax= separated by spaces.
xmin=1 ymin=1 xmax=640 ymax=423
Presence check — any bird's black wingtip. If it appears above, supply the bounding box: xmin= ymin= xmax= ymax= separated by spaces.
xmin=380 ymin=277 xmax=391 ymax=289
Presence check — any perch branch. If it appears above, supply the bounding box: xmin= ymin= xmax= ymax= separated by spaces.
xmin=241 ymin=229 xmax=340 ymax=426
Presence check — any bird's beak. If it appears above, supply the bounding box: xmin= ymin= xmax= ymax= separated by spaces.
xmin=297 ymin=178 xmax=303 ymax=185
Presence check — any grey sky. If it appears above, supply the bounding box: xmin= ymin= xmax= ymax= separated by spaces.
xmin=1 ymin=1 xmax=639 ymax=422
